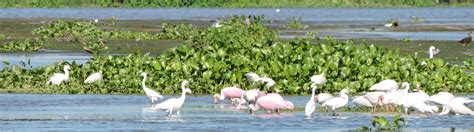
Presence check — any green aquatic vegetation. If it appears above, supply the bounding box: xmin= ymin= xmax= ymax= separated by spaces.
xmin=0 ymin=16 xmax=473 ymax=94
xmin=32 ymin=19 xmax=198 ymax=53
xmin=285 ymin=17 xmax=304 ymax=29
xmin=358 ymin=115 xmax=406 ymax=130
xmin=0 ymin=34 xmax=5 ymax=41
xmin=0 ymin=38 xmax=48 ymax=52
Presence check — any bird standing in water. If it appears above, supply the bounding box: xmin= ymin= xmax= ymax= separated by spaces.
xmin=459 ymin=31 xmax=472 ymax=46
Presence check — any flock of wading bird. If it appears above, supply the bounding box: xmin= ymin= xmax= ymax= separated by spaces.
xmin=45 ymin=50 xmax=473 ymax=117
xmin=44 ymin=25 xmax=472 ymax=117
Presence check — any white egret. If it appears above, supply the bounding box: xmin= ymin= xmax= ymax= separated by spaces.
xmin=305 ymin=83 xmax=317 ymax=117
xmin=429 ymin=46 xmax=440 ymax=59
xmin=154 ymin=80 xmax=192 ymax=116
xmin=84 ymin=70 xmax=103 ymax=84
xmin=47 ymin=65 xmax=71 ymax=85
xmin=322 ymin=89 xmax=350 ymax=116
xmin=140 ymin=72 xmax=163 ymax=104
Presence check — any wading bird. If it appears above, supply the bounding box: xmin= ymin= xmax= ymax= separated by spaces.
xmin=322 ymin=89 xmax=350 ymax=116
xmin=245 ymin=72 xmax=276 ymax=88
xmin=459 ymin=31 xmax=472 ymax=46
xmin=429 ymin=46 xmax=440 ymax=59
xmin=214 ymin=86 xmax=245 ymax=104
xmin=384 ymin=19 xmax=398 ymax=28
xmin=140 ymin=72 xmax=163 ymax=104
xmin=84 ymin=70 xmax=103 ymax=84
xmin=305 ymin=83 xmax=318 ymax=117
xmin=369 ymin=79 xmax=398 ymax=91
xmin=47 ymin=65 xmax=71 ymax=85
xmin=154 ymin=80 xmax=192 ymax=116
xmin=441 ymin=97 xmax=474 ymax=115
xmin=249 ymin=93 xmax=288 ymax=114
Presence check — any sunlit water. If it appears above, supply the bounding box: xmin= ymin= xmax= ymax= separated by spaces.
xmin=0 ymin=51 xmax=91 ymax=69
xmin=1 ymin=8 xmax=474 ymax=23
xmin=0 ymin=94 xmax=472 ymax=131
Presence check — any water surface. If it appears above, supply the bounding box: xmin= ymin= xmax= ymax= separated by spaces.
xmin=0 ymin=94 xmax=472 ymax=131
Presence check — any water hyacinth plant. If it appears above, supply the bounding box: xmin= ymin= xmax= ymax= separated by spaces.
xmin=0 ymin=16 xmax=473 ymax=94
xmin=0 ymin=38 xmax=48 ymax=51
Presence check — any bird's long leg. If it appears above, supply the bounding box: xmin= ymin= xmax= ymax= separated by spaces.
xmin=177 ymin=110 xmax=180 ymax=116
xmin=168 ymin=109 xmax=173 ymax=117
xmin=276 ymin=109 xmax=281 ymax=115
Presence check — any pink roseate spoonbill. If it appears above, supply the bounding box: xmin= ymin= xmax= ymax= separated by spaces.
xmin=322 ymin=89 xmax=350 ymax=116
xmin=154 ymin=80 xmax=192 ymax=116
xmin=352 ymin=96 xmax=373 ymax=108
xmin=428 ymin=46 xmax=440 ymax=59
xmin=369 ymin=79 xmax=398 ymax=91
xmin=459 ymin=31 xmax=472 ymax=46
xmin=305 ymin=83 xmax=318 ymax=117
xmin=84 ymin=70 xmax=103 ymax=84
xmin=249 ymin=94 xmax=287 ymax=114
xmin=140 ymin=72 xmax=163 ymax=104
xmin=428 ymin=92 xmax=455 ymax=114
xmin=284 ymin=100 xmax=294 ymax=111
xmin=363 ymin=92 xmax=386 ymax=113
xmin=47 ymin=65 xmax=71 ymax=85
xmin=213 ymin=86 xmax=245 ymax=104
xmin=310 ymin=73 xmax=327 ymax=85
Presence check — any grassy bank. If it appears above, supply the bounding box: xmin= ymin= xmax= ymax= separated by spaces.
xmin=1 ymin=0 xmax=474 ymax=8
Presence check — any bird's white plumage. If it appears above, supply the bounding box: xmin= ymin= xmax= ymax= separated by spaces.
xmin=322 ymin=89 xmax=349 ymax=112
xmin=154 ymin=80 xmax=192 ymax=116
xmin=316 ymin=93 xmax=334 ymax=104
xmin=47 ymin=65 xmax=70 ymax=85
xmin=305 ymin=83 xmax=317 ymax=117
xmin=429 ymin=46 xmax=440 ymax=59
xmin=245 ymin=72 xmax=276 ymax=88
xmin=428 ymin=92 xmax=454 ymax=106
xmin=310 ymin=73 xmax=327 ymax=85
xmin=141 ymin=72 xmax=163 ymax=104
xmin=369 ymin=79 xmax=398 ymax=91
xmin=84 ymin=71 xmax=103 ymax=84
xmin=352 ymin=96 xmax=373 ymax=107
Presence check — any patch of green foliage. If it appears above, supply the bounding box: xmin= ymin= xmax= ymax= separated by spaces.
xmin=0 ymin=34 xmax=5 ymax=41
xmin=285 ymin=17 xmax=304 ymax=29
xmin=0 ymin=38 xmax=48 ymax=52
xmin=32 ymin=19 xmax=198 ymax=53
xmin=358 ymin=115 xmax=406 ymax=130
xmin=0 ymin=16 xmax=473 ymax=94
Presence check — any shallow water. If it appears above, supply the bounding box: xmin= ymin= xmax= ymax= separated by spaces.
xmin=0 ymin=51 xmax=91 ymax=68
xmin=1 ymin=8 xmax=474 ymax=24
xmin=0 ymin=94 xmax=472 ymax=131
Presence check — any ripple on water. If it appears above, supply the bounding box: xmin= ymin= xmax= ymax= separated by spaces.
xmin=0 ymin=94 xmax=473 ymax=131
